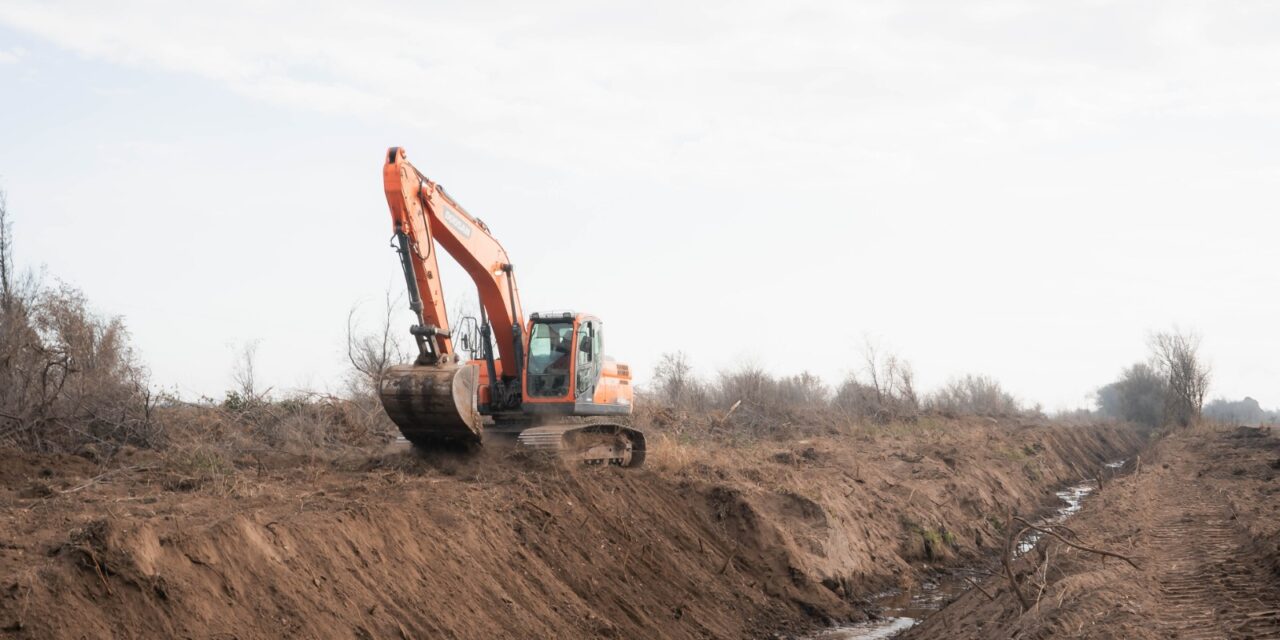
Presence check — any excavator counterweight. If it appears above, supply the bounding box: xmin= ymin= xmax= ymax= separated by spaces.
xmin=375 ymin=147 xmax=642 ymax=466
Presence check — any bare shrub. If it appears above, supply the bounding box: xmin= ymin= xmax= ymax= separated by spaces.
xmin=924 ymin=374 xmax=1020 ymax=417
xmin=346 ymin=291 xmax=408 ymax=396
xmin=163 ymin=391 xmax=396 ymax=457
xmin=0 ymin=281 xmax=159 ymax=453
xmin=715 ymin=364 xmax=778 ymax=408
xmin=777 ymin=371 xmax=829 ymax=406
xmin=709 ymin=364 xmax=775 ymax=435
xmin=650 ymin=351 xmax=712 ymax=409
xmin=833 ymin=378 xmax=879 ymax=418
xmin=1 ymin=188 xmax=12 ymax=309
xmin=340 ymin=292 xmax=409 ymax=443
xmin=240 ymin=393 xmax=389 ymax=451
xmin=1149 ymin=330 xmax=1210 ymax=427
xmin=834 ymin=340 xmax=918 ymax=423
xmin=223 ymin=340 xmax=267 ymax=409
xmin=0 ymin=187 xmax=159 ymax=454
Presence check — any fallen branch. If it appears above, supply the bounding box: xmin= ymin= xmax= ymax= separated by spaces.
xmin=539 ymin=514 xmax=557 ymax=534
xmin=710 ymin=400 xmax=743 ymax=433
xmin=83 ymin=547 xmax=113 ymax=596
xmin=60 ymin=465 xmax=149 ymax=494
xmin=718 ymin=543 xmax=739 ymax=575
xmin=1002 ymin=513 xmax=1032 ymax=612
xmin=1012 ymin=517 xmax=1140 ymax=570
xmin=961 ymin=575 xmax=995 ymax=601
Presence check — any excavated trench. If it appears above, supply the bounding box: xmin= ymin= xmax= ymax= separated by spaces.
xmin=0 ymin=420 xmax=1145 ymax=639
xmin=890 ymin=425 xmax=1280 ymax=640
xmin=807 ymin=463 xmax=1123 ymax=639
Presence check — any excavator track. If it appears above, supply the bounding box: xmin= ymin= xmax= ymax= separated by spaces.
xmin=516 ymin=420 xmax=646 ymax=467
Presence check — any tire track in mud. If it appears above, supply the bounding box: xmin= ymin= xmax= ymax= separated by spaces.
xmin=1148 ymin=483 xmax=1280 ymax=640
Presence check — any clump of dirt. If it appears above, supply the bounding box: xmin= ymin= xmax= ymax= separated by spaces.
xmin=0 ymin=419 xmax=1142 ymax=639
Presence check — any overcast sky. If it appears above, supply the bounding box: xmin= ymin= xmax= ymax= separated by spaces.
xmin=1 ymin=1 xmax=1276 ymax=410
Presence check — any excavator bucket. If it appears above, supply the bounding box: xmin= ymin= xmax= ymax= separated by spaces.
xmin=379 ymin=363 xmax=483 ymax=446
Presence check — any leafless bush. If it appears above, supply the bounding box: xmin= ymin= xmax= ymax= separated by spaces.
xmin=642 ymin=347 xmax=1040 ymax=438
xmin=237 ymin=393 xmax=393 ymax=451
xmin=162 ymin=391 xmax=396 ymax=456
xmin=715 ymin=363 xmax=778 ymax=408
xmin=1 ymin=188 xmax=12 ymax=309
xmin=338 ymin=292 xmax=409 ymax=444
xmin=346 ymin=291 xmax=409 ymax=397
xmin=702 ymin=364 xmax=835 ymax=438
xmin=0 ymin=187 xmax=159 ymax=454
xmin=0 ymin=279 xmax=159 ymax=453
xmin=834 ymin=340 xmax=918 ymax=423
xmin=649 ymin=351 xmax=716 ymax=410
xmin=924 ymin=374 xmax=1021 ymax=417
xmin=1149 ymin=330 xmax=1210 ymax=427
xmin=227 ymin=340 xmax=265 ymax=405
xmin=776 ymin=371 xmax=829 ymax=406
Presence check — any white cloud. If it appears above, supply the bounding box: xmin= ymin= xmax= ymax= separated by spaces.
xmin=3 ymin=0 xmax=1278 ymax=186
xmin=0 ymin=45 xmax=25 ymax=64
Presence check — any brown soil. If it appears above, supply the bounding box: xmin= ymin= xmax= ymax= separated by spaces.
xmin=0 ymin=419 xmax=1141 ymax=639
xmin=901 ymin=424 xmax=1280 ymax=640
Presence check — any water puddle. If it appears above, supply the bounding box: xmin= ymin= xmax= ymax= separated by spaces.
xmin=812 ymin=616 xmax=916 ymax=639
xmin=810 ymin=460 xmax=1126 ymax=639
xmin=1017 ymin=480 xmax=1095 ymax=553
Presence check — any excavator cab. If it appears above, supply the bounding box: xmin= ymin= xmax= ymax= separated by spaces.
xmin=521 ymin=312 xmax=627 ymax=413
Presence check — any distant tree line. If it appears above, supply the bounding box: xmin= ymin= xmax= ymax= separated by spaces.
xmin=1202 ymin=397 xmax=1280 ymax=426
xmin=653 ymin=328 xmax=1250 ymax=431
xmin=649 ymin=338 xmax=1033 ymax=427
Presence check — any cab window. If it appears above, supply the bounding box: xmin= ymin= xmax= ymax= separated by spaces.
xmin=527 ymin=321 xmax=574 ymax=397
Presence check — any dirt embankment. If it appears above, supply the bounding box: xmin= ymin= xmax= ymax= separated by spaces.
xmin=0 ymin=419 xmax=1141 ymax=639
xmin=901 ymin=424 xmax=1280 ymax=640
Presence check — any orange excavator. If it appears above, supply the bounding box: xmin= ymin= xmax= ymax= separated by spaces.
xmin=377 ymin=147 xmax=644 ymax=466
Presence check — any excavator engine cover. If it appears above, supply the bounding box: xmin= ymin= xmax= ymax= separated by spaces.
xmin=379 ymin=363 xmax=483 ymax=445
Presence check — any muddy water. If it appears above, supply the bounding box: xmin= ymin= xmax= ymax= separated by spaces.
xmin=811 ymin=461 xmax=1126 ymax=640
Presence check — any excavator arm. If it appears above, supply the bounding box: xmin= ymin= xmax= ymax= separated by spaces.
xmin=383 ymin=147 xmax=525 ymax=382
xmin=378 ymin=147 xmax=529 ymax=443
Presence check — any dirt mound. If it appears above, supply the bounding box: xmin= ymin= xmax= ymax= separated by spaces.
xmin=0 ymin=453 xmax=852 ymax=639
xmin=0 ymin=420 xmax=1142 ymax=639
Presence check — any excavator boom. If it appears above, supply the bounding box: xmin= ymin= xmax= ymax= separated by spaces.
xmin=382 ymin=147 xmax=523 ymax=376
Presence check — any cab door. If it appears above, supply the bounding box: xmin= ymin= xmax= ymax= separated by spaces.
xmin=575 ymin=320 xmax=601 ymax=399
